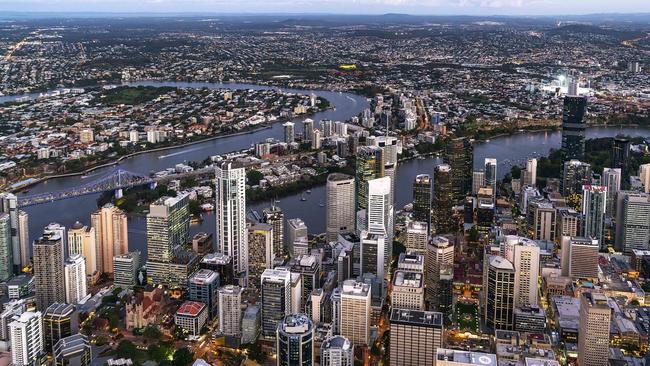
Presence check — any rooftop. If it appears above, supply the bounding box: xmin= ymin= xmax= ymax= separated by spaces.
xmin=176 ymin=301 xmax=206 ymax=317
xmin=389 ymin=308 xmax=443 ymax=327
xmin=436 ymin=348 xmax=497 ymax=365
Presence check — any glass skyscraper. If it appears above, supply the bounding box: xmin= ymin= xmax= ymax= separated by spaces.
xmin=561 ymin=96 xmax=588 ymax=162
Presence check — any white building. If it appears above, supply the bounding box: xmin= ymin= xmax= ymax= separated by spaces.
xmin=340 ymin=280 xmax=371 ymax=346
xmin=64 ymin=254 xmax=87 ymax=305
xmin=218 ymin=285 xmax=243 ymax=337
xmin=10 ymin=311 xmax=44 ymax=366
xmin=500 ymin=236 xmax=540 ymax=307
xmin=326 ymin=173 xmax=356 ymax=243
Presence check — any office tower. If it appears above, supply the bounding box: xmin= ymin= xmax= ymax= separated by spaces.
xmin=303 ymin=118 xmax=314 ymax=142
xmin=405 ymin=221 xmax=428 ymax=253
xmin=53 ymin=334 xmax=92 ymax=366
xmin=10 ymin=311 xmax=43 ymax=366
xmin=560 ymin=96 xmax=588 ymax=161
xmin=64 ymin=254 xmax=87 ymax=304
xmin=371 ymin=136 xmax=398 ymax=205
xmin=435 ymin=349 xmax=498 ymax=366
xmin=321 ymin=335 xmax=354 ymax=366
xmin=90 ymin=203 xmax=128 ymax=274
xmin=191 ymin=232 xmax=213 ymax=258
xmin=602 ymin=168 xmax=621 ymax=218
xmin=248 ymin=223 xmax=274 ymax=291
xmin=312 ymin=129 xmax=322 ymax=150
xmin=360 ymin=232 xmax=387 ymax=281
xmin=366 ymin=177 xmax=394 ymax=268
xmin=241 ymin=305 xmax=260 ymax=344
xmin=218 ymin=285 xmax=243 ymax=337
xmin=276 ymin=314 xmax=314 ymax=366
xmin=578 ymin=293 xmax=611 ymax=366
xmin=640 ymin=163 xmax=650 ymax=194
xmin=113 ymin=251 xmax=140 ymax=290
xmin=615 ymin=192 xmax=650 ymax=253
xmin=263 ymin=205 xmax=285 ymax=258
xmin=340 ymin=280 xmax=371 ymax=346
xmin=1 ymin=300 xmax=26 ymax=341
xmin=326 ymin=173 xmax=356 ymax=243
xmin=444 ymin=137 xmax=473 ymax=201
xmin=290 ymin=274 xmax=302 ymax=314
xmin=391 ymin=270 xmax=425 ymax=310
xmin=526 ymin=200 xmax=556 ymax=242
xmin=289 ymin=255 xmax=321 ymax=310
xmin=484 ymin=256 xmax=515 ymax=331
xmin=43 ymin=303 xmax=77 ymax=354
xmin=389 ymin=309 xmax=443 ymax=366
xmin=0 ymin=193 xmax=30 ymax=271
xmin=283 ymin=121 xmax=295 ymax=144
xmin=0 ymin=214 xmax=12 ymax=281
xmin=561 ymin=160 xmax=592 ymax=196
xmin=189 ymin=269 xmax=220 ymax=319
xmin=472 ymin=171 xmax=485 ymax=195
xmin=501 ymin=236 xmax=540 ymax=307
xmin=412 ymin=174 xmax=432 ymax=228
xmin=484 ymin=158 xmax=497 ymax=199
xmin=330 ymin=288 xmax=342 ymax=334
xmin=260 ymin=268 xmax=292 ymax=337
xmin=525 ymin=158 xmax=537 ymax=186
xmin=146 ymin=194 xmax=190 ymax=286
xmin=556 ymin=207 xmax=582 ymax=238
xmin=612 ymin=136 xmax=630 ymax=177
xmin=33 ymin=232 xmax=65 ymax=310
xmin=215 ymin=162 xmax=248 ymax=284
xmin=175 ymin=301 xmax=208 ymax=337
xmin=433 ymin=164 xmax=454 ymax=234
xmin=426 ymin=236 xmax=454 ymax=310
xmin=287 ymin=218 xmax=308 ymax=257
xmin=68 ymin=222 xmax=98 ymax=282
xmin=582 ymin=185 xmax=607 ymax=249
xmin=355 ymin=145 xmax=384 ymax=212
xmin=560 ymin=236 xmax=599 ymax=279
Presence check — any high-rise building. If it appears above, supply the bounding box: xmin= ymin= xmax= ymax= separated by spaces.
xmin=615 ymin=192 xmax=650 ymax=253
xmin=64 ymin=254 xmax=87 ymax=304
xmin=113 ymin=251 xmax=140 ymax=290
xmin=146 ymin=194 xmax=190 ymax=286
xmin=0 ymin=214 xmax=13 ymax=281
xmin=53 ymin=334 xmax=92 ymax=366
xmin=42 ymin=303 xmax=77 ymax=354
xmin=405 ymin=221 xmax=428 ymax=253
xmin=33 ymin=232 xmax=65 ymax=310
xmin=612 ymin=136 xmax=631 ymax=178
xmin=68 ymin=222 xmax=98 ymax=283
xmin=218 ymin=285 xmax=243 ymax=337
xmin=602 ymin=168 xmax=621 ymax=218
xmin=260 ymin=268 xmax=292 ymax=337
xmin=355 ymin=145 xmax=384 ymax=211
xmin=287 ymin=218 xmax=308 ymax=257
xmin=560 ymin=236 xmax=599 ymax=279
xmin=189 ymin=269 xmax=220 ymax=319
xmin=412 ymin=174 xmax=432 ymax=228
xmin=215 ymin=162 xmax=248 ymax=284
xmin=321 ymin=335 xmax=354 ymax=366
xmin=582 ymin=185 xmax=607 ymax=249
xmin=0 ymin=193 xmax=30 ymax=271
xmin=10 ymin=311 xmax=43 ymax=366
xmin=289 ymin=255 xmax=321 ymax=310
xmin=433 ymin=164 xmax=454 ymax=234
xmin=302 ymin=118 xmax=314 ymax=142
xmin=389 ymin=308 xmax=443 ymax=366
xmin=556 ymin=207 xmax=582 ymax=238
xmin=312 ymin=129 xmax=322 ymax=150
xmin=90 ymin=203 xmax=128 ymax=274
xmin=525 ymin=158 xmax=537 ymax=186
xmin=326 ymin=173 xmax=356 ymax=243
xmin=562 ymin=160 xmax=592 ymax=196
xmin=263 ymin=205 xmax=284 ymax=258
xmin=484 ymin=158 xmax=497 ymax=200
xmin=360 ymin=231 xmax=387 ymax=282
xmin=526 ymin=200 xmax=556 ymax=242
xmin=639 ymin=163 xmax=650 ymax=194
xmin=365 ymin=177 xmax=393 ymax=277
xmin=484 ymin=256 xmax=515 ymax=331
xmin=560 ymin=96 xmax=588 ymax=162
xmin=391 ymin=270 xmax=425 ymax=310
xmin=426 ymin=236 xmax=454 ymax=311
xmin=340 ymin=280 xmax=371 ymax=346
xmin=501 ymin=236 xmax=540 ymax=307
xmin=578 ymin=293 xmax=611 ymax=366
xmin=248 ymin=223 xmax=274 ymax=291
xmin=434 ymin=349 xmax=498 ymax=366
xmin=241 ymin=305 xmax=260 ymax=344
xmin=371 ymin=136 xmax=399 ymax=206
xmin=472 ymin=171 xmax=485 ymax=195
xmin=276 ymin=314 xmax=314 ymax=366
xmin=191 ymin=232 xmax=213 ymax=258
xmin=283 ymin=121 xmax=295 ymax=144
xmin=444 ymin=137 xmax=473 ymax=201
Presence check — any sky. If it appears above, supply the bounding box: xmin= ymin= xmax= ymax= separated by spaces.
xmin=1 ymin=0 xmax=650 ymax=16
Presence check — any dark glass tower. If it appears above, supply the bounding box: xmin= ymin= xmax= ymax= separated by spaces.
xmin=444 ymin=137 xmax=473 ymax=202
xmin=355 ymin=146 xmax=384 ymax=211
xmin=612 ymin=136 xmax=630 ymax=180
xmin=412 ymin=174 xmax=432 ymax=228
xmin=561 ymin=96 xmax=588 ymax=162
xmin=433 ymin=164 xmax=454 ymax=234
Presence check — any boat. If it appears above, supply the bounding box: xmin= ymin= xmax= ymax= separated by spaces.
xmin=275 ymin=200 xmax=281 ymax=204
xmin=319 ymin=203 xmax=324 ymax=207
xmin=300 ymin=193 xmax=307 ymax=202
xmin=306 ymin=189 xmax=312 ymax=194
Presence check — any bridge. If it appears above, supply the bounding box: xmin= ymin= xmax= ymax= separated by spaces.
xmin=17 ymin=167 xmax=214 ymax=207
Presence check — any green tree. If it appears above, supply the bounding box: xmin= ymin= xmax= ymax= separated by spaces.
xmin=173 ymin=347 xmax=194 ymax=366
xmin=116 ymin=340 xmax=137 ymax=358
xmin=247 ymin=170 xmax=264 ymax=186
xmin=143 ymin=325 xmax=163 ymax=339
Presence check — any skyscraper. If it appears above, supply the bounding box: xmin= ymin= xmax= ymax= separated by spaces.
xmin=276 ymin=314 xmax=314 ymax=366
xmin=433 ymin=164 xmax=454 ymax=234
xmin=615 ymin=192 xmax=650 ymax=253
xmin=260 ymin=268 xmax=292 ymax=338
xmin=326 ymin=173 xmax=356 ymax=243
xmin=560 ymin=236 xmax=599 ymax=279
xmin=602 ymin=168 xmax=621 ymax=218
xmin=0 ymin=214 xmax=13 ymax=281
xmin=146 ymin=194 xmax=190 ymax=286
xmin=391 ymin=270 xmax=424 ymax=310
xmin=355 ymin=145 xmax=384 ymax=212
xmin=371 ymin=136 xmax=399 ymax=205
xmin=287 ymin=218 xmax=308 ymax=257
xmin=360 ymin=232 xmax=387 ymax=282
xmin=405 ymin=221 xmax=428 ymax=253
xmin=218 ymin=285 xmax=243 ymax=337
xmin=501 ymin=236 xmax=540 ymax=307
xmin=248 ymin=223 xmax=274 ymax=291
xmin=0 ymin=193 xmax=30 ymax=271
xmin=426 ymin=236 xmax=454 ymax=311
xmin=42 ymin=303 xmax=77 ymax=354
xmin=33 ymin=232 xmax=65 ymax=310
xmin=10 ymin=311 xmax=43 ymax=366
xmin=582 ymin=185 xmax=607 ymax=249
xmin=412 ymin=174 xmax=432 ymax=228
xmin=91 ymin=204 xmax=128 ymax=274
xmin=484 ymin=158 xmax=497 ymax=200
xmin=215 ymin=162 xmax=248 ymax=284
xmin=444 ymin=137 xmax=473 ymax=201
xmin=64 ymin=254 xmax=87 ymax=304
xmin=340 ymin=280 xmax=371 ymax=346
xmin=389 ymin=308 xmax=443 ymax=366
xmin=560 ymin=96 xmax=587 ymax=161
xmin=639 ymin=163 xmax=650 ymax=194
xmin=578 ymin=293 xmax=611 ymax=366
xmin=189 ymin=269 xmax=220 ymax=319
xmin=302 ymin=118 xmax=314 ymax=142
xmin=525 ymin=158 xmax=537 ymax=186
xmin=612 ymin=136 xmax=630 ymax=178
xmin=526 ymin=199 xmax=556 ymax=242
xmin=321 ymin=335 xmax=354 ymax=366
xmin=484 ymin=256 xmax=515 ymax=331
xmin=53 ymin=334 xmax=92 ymax=366
xmin=113 ymin=251 xmax=140 ymax=290
xmin=561 ymin=160 xmax=592 ymax=196
xmin=68 ymin=222 xmax=98 ymax=283
xmin=263 ymin=205 xmax=285 ymax=258
xmin=283 ymin=121 xmax=295 ymax=144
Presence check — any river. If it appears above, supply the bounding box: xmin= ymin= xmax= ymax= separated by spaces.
xmin=9 ymin=82 xmax=650 ymax=261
